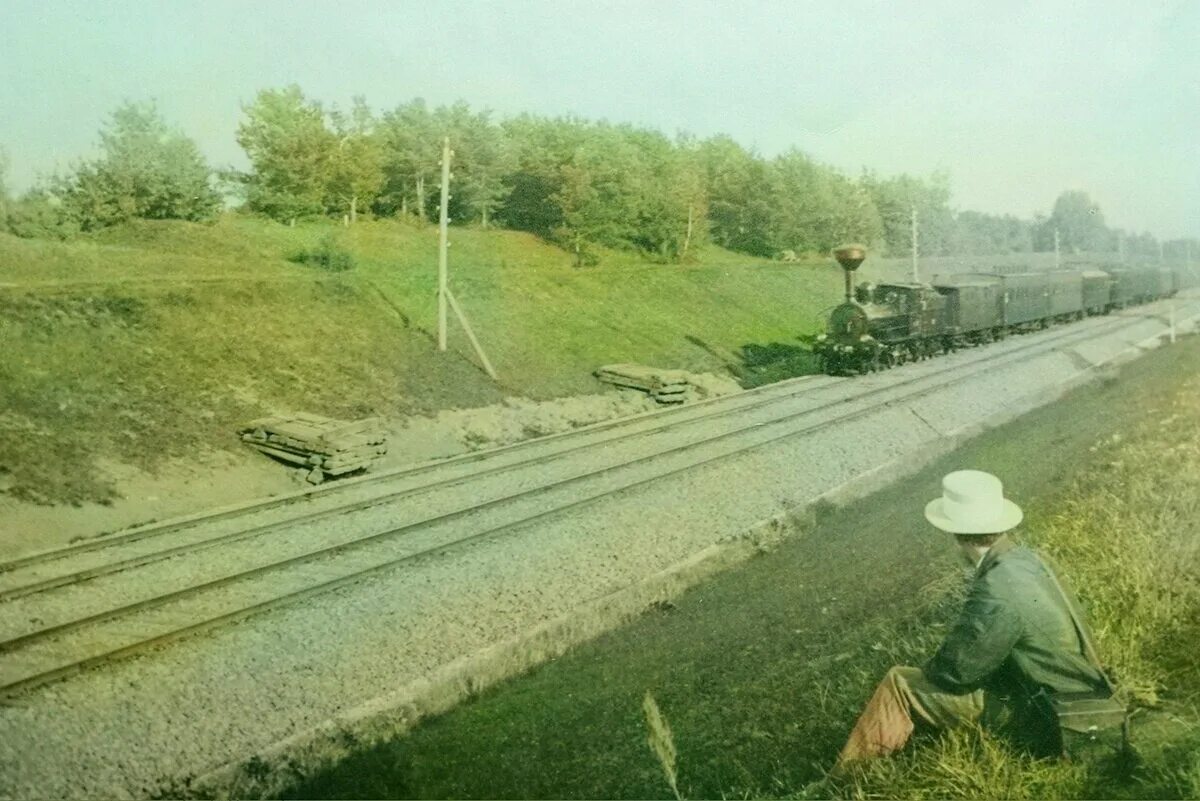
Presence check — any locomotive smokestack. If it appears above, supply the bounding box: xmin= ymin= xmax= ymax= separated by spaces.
xmin=834 ymin=245 xmax=867 ymax=303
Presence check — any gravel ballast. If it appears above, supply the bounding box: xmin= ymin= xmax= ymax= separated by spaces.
xmin=0 ymin=298 xmax=1197 ymax=798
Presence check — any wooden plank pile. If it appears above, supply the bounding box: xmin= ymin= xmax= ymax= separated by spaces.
xmin=594 ymin=363 xmax=695 ymax=404
xmin=239 ymin=413 xmax=387 ymax=484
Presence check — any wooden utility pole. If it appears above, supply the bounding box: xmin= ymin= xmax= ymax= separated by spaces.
xmin=437 ymin=139 xmax=450 ymax=351
xmin=434 ymin=137 xmax=499 ymax=380
xmin=910 ymin=205 xmax=919 ymax=283
xmin=1054 ymin=228 xmax=1061 ymax=270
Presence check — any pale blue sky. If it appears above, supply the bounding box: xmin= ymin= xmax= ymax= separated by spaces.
xmin=1 ymin=0 xmax=1196 ymax=237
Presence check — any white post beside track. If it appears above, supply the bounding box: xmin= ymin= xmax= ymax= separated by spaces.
xmin=437 ymin=137 xmax=451 ymax=352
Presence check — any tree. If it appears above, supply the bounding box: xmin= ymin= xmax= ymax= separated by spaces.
xmin=53 ymin=102 xmax=220 ymax=230
xmin=497 ymin=113 xmax=581 ymax=238
xmin=377 ymin=99 xmax=441 ymax=222
xmin=327 ymin=97 xmax=384 ymax=223
xmin=766 ymin=150 xmax=882 ymax=256
xmin=670 ymin=136 xmax=708 ymax=261
xmin=236 ymin=86 xmax=335 ymax=223
xmin=1039 ymin=191 xmax=1110 ymax=254
xmin=950 ymin=211 xmax=1033 ymax=255
xmin=861 ymin=171 xmax=954 ymax=257
xmin=446 ymin=107 xmax=513 ymax=229
xmin=697 ymin=135 xmax=773 ymax=257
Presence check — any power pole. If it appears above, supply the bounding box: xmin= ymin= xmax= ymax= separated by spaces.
xmin=437 ymin=138 xmax=451 ymax=351
xmin=1054 ymin=228 xmax=1061 ymax=270
xmin=433 ymin=137 xmax=499 ymax=380
xmin=910 ymin=205 xmax=919 ymax=283
xmin=1118 ymin=232 xmax=1125 ymax=265
xmin=1159 ymin=240 xmax=1165 ymax=262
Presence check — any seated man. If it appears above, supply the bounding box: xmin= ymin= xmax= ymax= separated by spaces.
xmin=836 ymin=469 xmax=1111 ymax=768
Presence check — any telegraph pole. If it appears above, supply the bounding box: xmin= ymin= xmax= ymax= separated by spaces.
xmin=1054 ymin=228 xmax=1061 ymax=270
xmin=910 ymin=205 xmax=919 ymax=283
xmin=437 ymin=138 xmax=451 ymax=351
xmin=432 ymin=137 xmax=498 ymax=379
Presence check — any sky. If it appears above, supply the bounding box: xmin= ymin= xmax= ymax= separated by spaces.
xmin=1 ymin=0 xmax=1197 ymax=238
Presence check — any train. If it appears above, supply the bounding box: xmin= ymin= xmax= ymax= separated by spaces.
xmin=813 ymin=246 xmax=1200 ymax=375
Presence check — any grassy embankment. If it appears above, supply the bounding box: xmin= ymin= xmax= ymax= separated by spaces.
xmin=286 ymin=336 xmax=1200 ymax=800
xmin=0 ymin=216 xmax=841 ymax=506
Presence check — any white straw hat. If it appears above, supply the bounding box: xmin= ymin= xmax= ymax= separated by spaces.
xmin=924 ymin=470 xmax=1023 ymax=535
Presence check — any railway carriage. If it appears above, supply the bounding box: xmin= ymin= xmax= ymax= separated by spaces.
xmin=1174 ymin=265 xmax=1200 ymax=292
xmin=1044 ymin=271 xmax=1085 ymax=321
xmin=931 ymin=275 xmax=1005 ymax=345
xmin=814 ymin=245 xmax=1192 ymax=376
xmin=1108 ymin=269 xmax=1155 ymax=307
xmin=999 ymin=272 xmax=1054 ymax=328
xmin=1081 ymin=270 xmax=1114 ymax=315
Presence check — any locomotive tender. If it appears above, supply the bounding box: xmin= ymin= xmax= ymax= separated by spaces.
xmin=814 ymin=246 xmax=1199 ymax=375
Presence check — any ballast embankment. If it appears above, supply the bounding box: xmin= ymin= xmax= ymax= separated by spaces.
xmin=0 ymin=298 xmax=1196 ymax=799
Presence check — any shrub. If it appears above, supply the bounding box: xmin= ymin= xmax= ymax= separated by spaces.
xmin=288 ymin=233 xmax=356 ymax=272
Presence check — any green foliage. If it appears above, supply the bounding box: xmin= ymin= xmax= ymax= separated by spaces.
xmin=327 ymin=97 xmax=385 ymax=223
xmin=236 ymin=85 xmax=337 ymax=223
xmin=766 ymin=149 xmax=883 ymax=256
xmin=1037 ymin=191 xmax=1111 ymax=254
xmin=5 ymin=188 xmax=79 ymax=240
xmin=951 ymin=210 xmax=1034 ymax=255
xmin=19 ymin=85 xmax=1150 ymax=264
xmin=697 ymin=134 xmax=774 ymax=256
xmin=861 ymin=170 xmax=955 ymax=257
xmin=376 ymin=99 xmax=442 ymax=222
xmin=51 ymin=101 xmax=220 ymax=231
xmin=288 ymin=232 xmax=356 ymax=271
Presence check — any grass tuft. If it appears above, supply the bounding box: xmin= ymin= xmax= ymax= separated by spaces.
xmin=643 ymin=691 xmax=682 ymax=800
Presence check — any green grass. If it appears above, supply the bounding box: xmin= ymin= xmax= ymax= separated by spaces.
xmin=837 ymin=357 xmax=1200 ymax=801
xmin=281 ymin=336 xmax=1200 ymax=800
xmin=0 ymin=215 xmax=842 ymax=505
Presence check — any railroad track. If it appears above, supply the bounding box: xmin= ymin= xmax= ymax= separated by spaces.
xmin=0 ymin=305 xmax=1190 ymax=701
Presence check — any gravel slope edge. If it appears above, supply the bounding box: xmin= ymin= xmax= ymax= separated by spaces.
xmin=189 ymin=319 xmax=1188 ymax=799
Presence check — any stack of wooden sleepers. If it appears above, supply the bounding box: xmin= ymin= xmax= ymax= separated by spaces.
xmin=240 ymin=413 xmax=387 ymax=483
xmin=594 ymin=363 xmax=693 ymax=404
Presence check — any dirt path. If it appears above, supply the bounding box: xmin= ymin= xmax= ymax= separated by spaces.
xmin=286 ymin=336 xmax=1200 ymax=800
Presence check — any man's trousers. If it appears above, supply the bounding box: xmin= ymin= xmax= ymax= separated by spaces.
xmin=836 ymin=665 xmax=985 ymax=765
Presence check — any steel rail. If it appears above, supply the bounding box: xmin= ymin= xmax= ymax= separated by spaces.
xmin=0 ymin=311 xmax=1158 ymax=699
xmin=0 ymin=369 xmax=840 ymax=576
xmin=0 ymin=311 xmax=1135 ymax=627
xmin=5 ymin=297 xmax=1175 ymax=577
xmin=0 ymin=376 xmax=853 ymax=600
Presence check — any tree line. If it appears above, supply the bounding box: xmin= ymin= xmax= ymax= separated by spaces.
xmin=1 ymin=89 xmax=1195 ymax=265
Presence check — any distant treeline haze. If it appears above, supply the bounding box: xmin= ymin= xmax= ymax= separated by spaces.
xmin=1 ymin=87 xmax=1195 ymax=264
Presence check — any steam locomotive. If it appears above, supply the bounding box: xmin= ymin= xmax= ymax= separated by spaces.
xmin=813 ymin=246 xmax=1199 ymax=375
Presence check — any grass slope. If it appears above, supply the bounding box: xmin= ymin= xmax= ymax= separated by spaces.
xmin=284 ymin=336 xmax=1200 ymax=801
xmin=0 ymin=216 xmax=841 ymax=505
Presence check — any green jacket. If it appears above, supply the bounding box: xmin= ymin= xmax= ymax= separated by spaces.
xmin=925 ymin=535 xmax=1108 ymax=703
